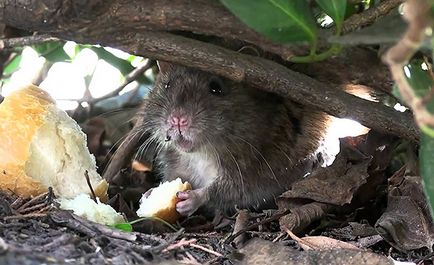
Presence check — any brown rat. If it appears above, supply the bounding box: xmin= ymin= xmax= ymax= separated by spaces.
xmin=135 ymin=62 xmax=329 ymax=216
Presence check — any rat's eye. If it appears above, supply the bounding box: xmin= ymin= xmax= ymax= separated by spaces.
xmin=209 ymin=79 xmax=224 ymax=96
xmin=164 ymin=81 xmax=170 ymax=90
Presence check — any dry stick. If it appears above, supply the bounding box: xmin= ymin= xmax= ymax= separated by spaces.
xmin=189 ymin=243 xmax=223 ymax=257
xmin=152 ymin=228 xmax=186 ymax=253
xmin=84 ymin=170 xmax=97 ymax=203
xmin=16 ymin=191 xmax=49 ymax=212
xmin=10 ymin=197 xmax=25 ymax=209
xmin=225 ymin=209 xmax=290 ymax=244
xmin=272 ymin=233 xmax=286 ymax=243
xmin=17 ymin=202 xmax=49 ymax=214
xmin=162 ymin=238 xmax=196 ymax=253
xmin=0 ymin=34 xmax=58 ymax=49
xmin=88 ymin=59 xmax=154 ymax=104
xmin=383 ymin=0 xmax=434 ymax=129
xmin=4 ymin=213 xmax=47 ymax=220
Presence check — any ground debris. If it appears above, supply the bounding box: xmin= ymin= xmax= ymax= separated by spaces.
xmin=376 ymin=167 xmax=434 ymax=251
xmin=232 ymin=238 xmax=393 ymax=265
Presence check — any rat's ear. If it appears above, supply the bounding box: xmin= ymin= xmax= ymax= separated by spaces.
xmin=157 ymin=60 xmax=174 ymax=74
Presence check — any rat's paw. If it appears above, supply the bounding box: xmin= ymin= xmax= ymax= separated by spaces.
xmin=176 ymin=190 xmax=204 ymax=216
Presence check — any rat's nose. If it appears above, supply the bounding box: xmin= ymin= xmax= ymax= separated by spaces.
xmin=169 ymin=114 xmax=190 ymax=128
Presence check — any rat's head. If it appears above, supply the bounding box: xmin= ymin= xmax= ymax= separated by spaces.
xmin=142 ymin=61 xmax=283 ymax=153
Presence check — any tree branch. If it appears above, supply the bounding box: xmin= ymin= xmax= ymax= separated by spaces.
xmin=0 ymin=0 xmax=419 ymax=141
xmin=342 ymin=0 xmax=404 ymax=34
xmin=0 ymin=34 xmax=58 ymax=50
xmin=0 ymin=0 xmax=394 ymax=92
xmin=106 ymin=31 xmax=419 ymax=142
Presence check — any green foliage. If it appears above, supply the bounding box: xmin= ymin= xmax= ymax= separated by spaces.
xmin=32 ymin=41 xmax=71 ymax=62
xmin=90 ymin=46 xmax=150 ymax=84
xmin=420 ymin=133 xmax=434 ymax=217
xmin=0 ymin=40 xmax=152 ymax=92
xmin=405 ymin=15 xmax=434 ymax=216
xmin=221 ymin=0 xmax=317 ymax=44
xmin=315 ymin=0 xmax=346 ymax=34
xmin=112 ymin=222 xmax=133 ymax=232
xmin=406 ymin=62 xmax=434 ymax=110
xmin=221 ymin=0 xmax=347 ymax=62
xmin=3 ymin=55 xmax=21 ymax=76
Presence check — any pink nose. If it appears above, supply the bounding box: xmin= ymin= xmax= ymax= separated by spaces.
xmin=169 ymin=115 xmax=189 ymax=128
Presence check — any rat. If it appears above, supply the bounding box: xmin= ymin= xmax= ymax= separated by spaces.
xmin=134 ymin=61 xmax=329 ymax=217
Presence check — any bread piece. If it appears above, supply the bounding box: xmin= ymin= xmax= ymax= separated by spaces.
xmin=0 ymin=84 xmax=108 ymax=201
xmin=137 ymin=178 xmax=191 ymax=223
xmin=58 ymin=194 xmax=125 ymax=225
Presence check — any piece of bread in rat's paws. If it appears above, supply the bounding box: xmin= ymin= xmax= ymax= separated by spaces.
xmin=137 ymin=178 xmax=191 ymax=223
xmin=0 ymin=84 xmax=108 ymax=201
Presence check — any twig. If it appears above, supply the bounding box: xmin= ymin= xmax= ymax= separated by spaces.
xmin=342 ymin=0 xmax=404 ymax=34
xmin=9 ymin=197 xmax=25 ymax=209
xmin=224 ymin=209 xmax=290 ymax=244
xmin=50 ymin=210 xmax=138 ymax=241
xmin=272 ymin=232 xmax=286 ymax=242
xmin=17 ymin=202 xmax=50 ymax=214
xmin=383 ymin=0 xmax=434 ymax=131
xmin=4 ymin=213 xmax=47 ymax=220
xmin=151 ymin=228 xmax=186 ymax=253
xmin=162 ymin=238 xmax=196 ymax=252
xmin=84 ymin=170 xmax=97 ymax=203
xmin=88 ymin=59 xmax=154 ymax=104
xmin=0 ymin=34 xmax=59 ymax=49
xmin=16 ymin=191 xmax=50 ymax=212
xmin=415 ymin=250 xmax=434 ymax=264
xmin=189 ymin=243 xmax=223 ymax=257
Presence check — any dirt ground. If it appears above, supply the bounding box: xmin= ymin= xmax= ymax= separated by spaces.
xmin=0 ymin=187 xmax=432 ymax=265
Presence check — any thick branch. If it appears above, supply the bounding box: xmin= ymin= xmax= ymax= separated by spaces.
xmin=105 ymin=32 xmax=419 ymax=142
xmin=0 ymin=0 xmax=419 ymax=141
xmin=1 ymin=0 xmax=394 ymax=92
xmin=0 ymin=0 xmax=304 ymax=60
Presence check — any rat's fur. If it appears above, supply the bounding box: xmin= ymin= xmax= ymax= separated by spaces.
xmin=137 ymin=63 xmax=329 ymax=214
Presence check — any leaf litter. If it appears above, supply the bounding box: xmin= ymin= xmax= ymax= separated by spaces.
xmin=1 ymin=115 xmax=433 ymax=264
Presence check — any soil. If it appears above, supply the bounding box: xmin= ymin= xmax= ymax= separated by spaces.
xmin=0 ymin=191 xmax=433 ymax=265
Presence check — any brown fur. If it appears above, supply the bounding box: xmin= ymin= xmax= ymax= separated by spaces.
xmin=137 ymin=64 xmax=329 ymax=213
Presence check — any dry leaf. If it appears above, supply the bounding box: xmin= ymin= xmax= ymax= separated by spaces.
xmin=286 ymin=230 xmax=360 ymax=251
xmin=232 ymin=238 xmax=393 ymax=265
xmin=375 ymin=170 xmax=434 ymax=251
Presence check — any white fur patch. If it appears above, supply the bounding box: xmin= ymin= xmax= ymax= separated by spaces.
xmin=183 ymin=152 xmax=219 ymax=188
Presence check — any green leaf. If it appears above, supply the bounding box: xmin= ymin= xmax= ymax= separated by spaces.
xmin=3 ymin=55 xmax=22 ymax=76
xmin=33 ymin=41 xmax=71 ymax=62
xmin=90 ymin=46 xmax=150 ymax=84
xmin=221 ymin=0 xmax=318 ymax=44
xmin=404 ymin=60 xmax=434 ymax=112
xmin=420 ymin=133 xmax=434 ymax=217
xmin=315 ymin=0 xmax=346 ymax=33
xmin=112 ymin=223 xmax=133 ymax=232
xmin=44 ymin=46 xmax=71 ymax=62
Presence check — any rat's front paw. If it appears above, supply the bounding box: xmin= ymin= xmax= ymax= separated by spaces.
xmin=176 ymin=189 xmax=206 ymax=216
